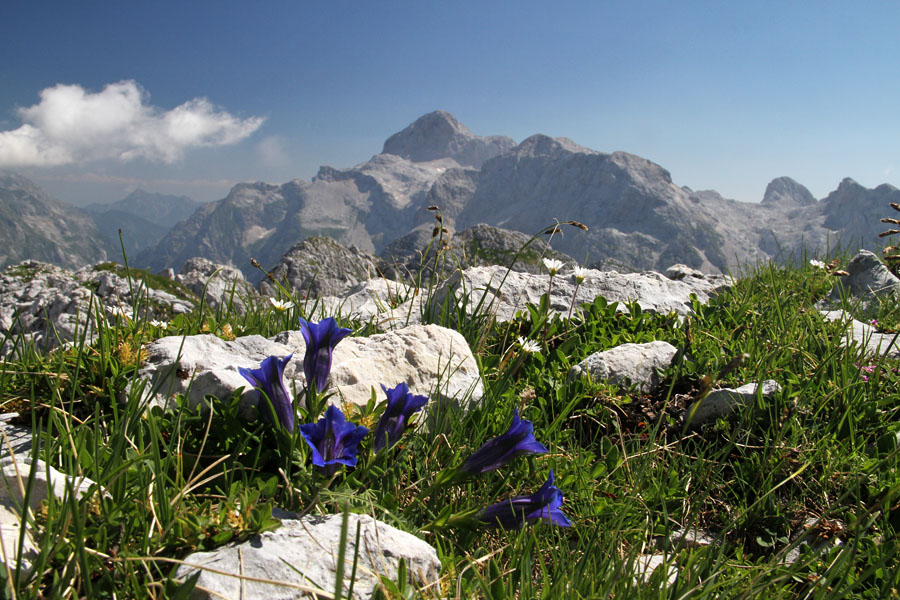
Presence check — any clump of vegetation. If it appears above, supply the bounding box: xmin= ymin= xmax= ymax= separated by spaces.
xmin=1 ymin=228 xmax=899 ymax=598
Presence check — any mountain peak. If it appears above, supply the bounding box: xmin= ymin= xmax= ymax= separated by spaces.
xmin=761 ymin=176 xmax=817 ymax=207
xmin=382 ymin=110 xmax=515 ymax=168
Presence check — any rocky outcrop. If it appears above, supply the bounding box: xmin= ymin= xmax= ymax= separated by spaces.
xmin=0 ymin=172 xmax=106 ymax=270
xmin=177 ymin=257 xmax=256 ymax=314
xmin=0 ymin=261 xmax=195 ymax=356
xmin=259 ymin=237 xmax=383 ymax=298
xmin=427 ymin=265 xmax=729 ymax=324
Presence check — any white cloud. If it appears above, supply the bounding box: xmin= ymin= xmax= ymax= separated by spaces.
xmin=0 ymin=80 xmax=264 ymax=167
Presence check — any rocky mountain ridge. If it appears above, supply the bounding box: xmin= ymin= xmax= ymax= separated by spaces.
xmin=4 ymin=111 xmax=900 ymax=277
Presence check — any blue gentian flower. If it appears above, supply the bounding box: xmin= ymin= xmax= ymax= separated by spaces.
xmin=478 ymin=470 xmax=572 ymax=529
xmin=461 ymin=409 xmax=548 ymax=474
xmin=239 ymin=354 xmax=295 ymax=432
xmin=299 ymin=317 xmax=352 ymax=393
xmin=373 ymin=383 xmax=429 ymax=452
xmin=299 ymin=404 xmax=369 ymax=476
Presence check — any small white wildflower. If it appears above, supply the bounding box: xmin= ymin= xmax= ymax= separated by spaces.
xmin=269 ymin=298 xmax=294 ymax=312
xmin=573 ymin=265 xmax=589 ymax=284
xmin=149 ymin=319 xmax=168 ymax=330
xmin=517 ymin=336 xmax=541 ymax=354
xmin=809 ymin=259 xmax=826 ymax=269
xmin=106 ymin=305 xmax=131 ymax=319
xmin=543 ymin=258 xmax=564 ymax=276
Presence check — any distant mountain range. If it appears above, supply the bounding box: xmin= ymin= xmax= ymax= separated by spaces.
xmin=84 ymin=189 xmax=203 ymax=260
xmin=3 ymin=110 xmax=899 ymax=277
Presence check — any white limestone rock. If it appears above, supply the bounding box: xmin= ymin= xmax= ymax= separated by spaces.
xmin=135 ymin=334 xmax=297 ymax=417
xmin=175 ymin=513 xmax=441 ymax=600
xmin=136 ymin=324 xmax=483 ymax=416
xmin=685 ymin=380 xmax=782 ymax=427
xmin=568 ymin=341 xmax=677 ymax=393
xmin=428 ymin=265 xmax=722 ymax=324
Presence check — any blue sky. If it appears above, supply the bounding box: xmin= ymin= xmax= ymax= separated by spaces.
xmin=1 ymin=1 xmax=897 ymax=206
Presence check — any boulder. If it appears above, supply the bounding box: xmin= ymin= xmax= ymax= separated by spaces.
xmin=685 ymin=380 xmax=782 ymax=427
xmin=830 ymin=250 xmax=900 ymax=301
xmin=260 ymin=237 xmax=384 ymax=299
xmin=136 ymin=324 xmax=483 ymax=416
xmin=177 ymin=257 xmax=255 ymax=314
xmin=176 ymin=512 xmax=441 ymax=600
xmin=568 ymin=341 xmax=677 ymax=393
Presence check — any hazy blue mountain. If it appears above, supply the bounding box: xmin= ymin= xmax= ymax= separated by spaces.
xmin=0 ymin=172 xmax=106 ymax=270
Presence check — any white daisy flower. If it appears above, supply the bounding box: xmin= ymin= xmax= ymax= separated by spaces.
xmin=149 ymin=320 xmax=168 ymax=330
xmin=809 ymin=259 xmax=826 ymax=269
xmin=542 ymin=258 xmax=564 ymax=276
xmin=517 ymin=336 xmax=541 ymax=354
xmin=573 ymin=265 xmax=589 ymax=284
xmin=269 ymin=298 xmax=294 ymax=312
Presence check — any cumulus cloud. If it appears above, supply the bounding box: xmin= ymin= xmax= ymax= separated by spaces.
xmin=0 ymin=80 xmax=264 ymax=167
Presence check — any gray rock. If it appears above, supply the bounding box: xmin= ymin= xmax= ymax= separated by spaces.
xmin=428 ymin=265 xmax=727 ymax=324
xmin=568 ymin=341 xmax=677 ymax=393
xmin=685 ymin=380 xmax=782 ymax=427
xmin=260 ymin=237 xmax=384 ymax=298
xmin=819 ymin=310 xmax=900 ymax=358
xmin=830 ymin=250 xmax=900 ymax=301
xmin=136 ymin=324 xmax=482 ymax=415
xmin=177 ymin=257 xmax=255 ymax=314
xmin=176 ymin=513 xmax=441 ymax=600
xmin=0 ymin=261 xmax=96 ymax=356
xmin=0 ymin=260 xmax=198 ymax=356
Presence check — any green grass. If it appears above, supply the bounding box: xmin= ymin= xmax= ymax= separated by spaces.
xmin=1 ymin=253 xmax=899 ymax=599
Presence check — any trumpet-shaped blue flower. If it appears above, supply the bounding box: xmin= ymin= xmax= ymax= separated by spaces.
xmin=373 ymin=383 xmax=429 ymax=452
xmin=299 ymin=317 xmax=352 ymax=393
xmin=239 ymin=354 xmax=295 ymax=432
xmin=299 ymin=404 xmax=369 ymax=476
xmin=478 ymin=470 xmax=572 ymax=529
xmin=461 ymin=409 xmax=548 ymax=474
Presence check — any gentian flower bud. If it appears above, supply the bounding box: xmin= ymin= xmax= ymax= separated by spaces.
xmin=298 ymin=317 xmax=352 ymax=393
xmin=461 ymin=409 xmax=548 ymax=475
xmin=478 ymin=470 xmax=572 ymax=529
xmin=239 ymin=354 xmax=295 ymax=432
xmin=373 ymin=383 xmax=429 ymax=452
